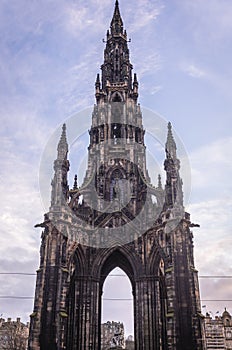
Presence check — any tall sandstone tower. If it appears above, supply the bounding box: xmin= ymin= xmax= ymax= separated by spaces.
xmin=29 ymin=1 xmax=204 ymax=349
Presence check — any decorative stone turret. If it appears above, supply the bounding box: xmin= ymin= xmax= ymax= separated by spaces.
xmin=50 ymin=124 xmax=70 ymax=209
xmin=164 ymin=122 xmax=184 ymax=215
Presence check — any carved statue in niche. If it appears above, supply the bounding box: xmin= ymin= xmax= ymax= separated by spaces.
xmin=122 ymin=63 xmax=127 ymax=78
xmin=130 ymin=173 xmax=136 ymax=195
xmin=113 ymin=179 xmax=120 ymax=199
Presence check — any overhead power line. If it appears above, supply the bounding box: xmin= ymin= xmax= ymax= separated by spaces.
xmin=103 ymin=299 xmax=232 ymax=302
xmin=1 ymin=272 xmax=232 ymax=278
xmin=0 ymin=296 xmax=34 ymax=300
xmin=0 ymin=273 xmax=36 ymax=275
xmin=199 ymin=276 xmax=232 ymax=279
xmin=0 ymin=296 xmax=232 ymax=302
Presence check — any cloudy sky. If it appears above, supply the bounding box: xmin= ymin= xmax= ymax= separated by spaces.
xmin=0 ymin=0 xmax=232 ymax=337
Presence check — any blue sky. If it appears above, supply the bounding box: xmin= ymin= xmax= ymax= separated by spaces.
xmin=0 ymin=0 xmax=232 ymax=337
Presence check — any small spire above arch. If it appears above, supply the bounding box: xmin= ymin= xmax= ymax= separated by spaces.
xmin=57 ymin=123 xmax=68 ymax=160
xmin=165 ymin=121 xmax=177 ymax=159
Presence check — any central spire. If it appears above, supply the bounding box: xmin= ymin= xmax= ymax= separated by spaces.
xmin=95 ymin=0 xmax=138 ymax=103
xmin=110 ymin=0 xmax=123 ymax=35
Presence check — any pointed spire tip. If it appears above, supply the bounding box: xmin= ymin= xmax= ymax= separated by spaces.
xmin=59 ymin=123 xmax=68 ymax=147
xmin=57 ymin=123 xmax=68 ymax=159
xmin=166 ymin=121 xmax=177 ymax=158
xmin=61 ymin=123 xmax=67 ymax=139
xmin=167 ymin=122 xmax=174 ymax=140
xmin=158 ymin=174 xmax=162 ymax=189
xmin=73 ymin=174 xmax=78 ymax=190
xmin=111 ymin=0 xmax=123 ymax=35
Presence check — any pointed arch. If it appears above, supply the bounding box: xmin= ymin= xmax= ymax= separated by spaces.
xmin=148 ymin=235 xmax=169 ymax=275
xmin=95 ymin=246 xmax=138 ymax=349
xmin=92 ymin=245 xmax=141 ymax=288
xmin=111 ymin=91 xmax=124 ymax=102
xmin=66 ymin=244 xmax=90 ymax=350
xmin=67 ymin=243 xmax=87 ymax=278
xmin=146 ymin=236 xmax=169 ymax=349
xmin=107 ymin=165 xmax=126 ymax=180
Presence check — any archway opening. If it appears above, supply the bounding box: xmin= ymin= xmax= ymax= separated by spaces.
xmin=101 ymin=267 xmax=134 ymax=349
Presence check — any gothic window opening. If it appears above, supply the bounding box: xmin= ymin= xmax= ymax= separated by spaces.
xmin=96 ymin=165 xmax=105 ymax=196
xmin=115 ymin=63 xmax=118 ymax=72
xmin=78 ymin=194 xmax=83 ymax=204
xmin=112 ymin=92 xmax=122 ymax=102
xmin=93 ymin=128 xmax=99 ymax=144
xmin=61 ymin=238 xmax=67 ymax=264
xmin=111 ymin=94 xmax=123 ymax=125
xmin=151 ymin=194 xmax=157 ymax=204
xmin=128 ymin=125 xmax=133 ymax=138
xmin=111 ymin=123 xmax=122 ymax=144
xmin=135 ymin=127 xmax=141 ymax=143
xmin=159 ymin=259 xmax=165 ymax=276
xmin=100 ymin=125 xmax=104 ymax=141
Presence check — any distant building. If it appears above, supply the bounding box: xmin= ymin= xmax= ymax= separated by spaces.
xmin=125 ymin=335 xmax=134 ymax=349
xmin=0 ymin=317 xmax=29 ymax=350
xmin=101 ymin=321 xmax=125 ymax=349
xmin=204 ymin=309 xmax=232 ymax=349
xmin=223 ymin=309 xmax=232 ymax=350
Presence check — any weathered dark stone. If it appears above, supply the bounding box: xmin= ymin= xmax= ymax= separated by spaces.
xmin=28 ymin=2 xmax=204 ymax=349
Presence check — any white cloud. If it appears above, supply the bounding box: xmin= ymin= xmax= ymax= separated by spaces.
xmin=150 ymin=85 xmax=162 ymax=95
xmin=187 ymin=196 xmax=232 ymax=313
xmin=58 ymin=53 xmax=99 ymax=114
xmin=184 ymin=137 xmax=232 ymax=313
xmin=0 ymin=152 xmax=43 ymax=257
xmin=182 ymin=63 xmax=206 ymax=79
xmin=185 ymin=137 xmax=232 ymax=273
xmin=64 ymin=4 xmax=99 ymax=37
xmin=0 ymin=0 xmax=231 ymax=328
xmin=180 ymin=62 xmax=232 ymax=101
xmin=180 ymin=0 xmax=232 ymax=41
xmin=127 ymin=0 xmax=163 ymax=33
xmin=0 ymin=108 xmax=52 ymax=262
xmin=188 ymin=137 xmax=232 ymax=197
xmin=64 ymin=0 xmax=112 ymax=37
xmin=135 ymin=52 xmax=161 ymax=78
xmin=0 ymin=146 xmax=42 ymax=322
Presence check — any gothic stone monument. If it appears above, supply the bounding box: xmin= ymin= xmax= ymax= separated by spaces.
xmin=28 ymin=1 xmax=204 ymax=349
